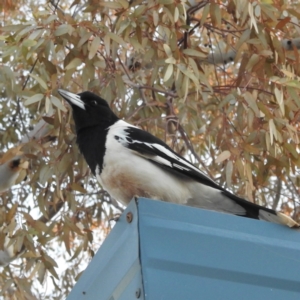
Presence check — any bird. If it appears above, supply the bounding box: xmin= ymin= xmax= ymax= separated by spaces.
xmin=58 ymin=89 xmax=299 ymax=228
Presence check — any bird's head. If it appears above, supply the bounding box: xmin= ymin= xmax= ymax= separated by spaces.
xmin=58 ymin=89 xmax=119 ymax=133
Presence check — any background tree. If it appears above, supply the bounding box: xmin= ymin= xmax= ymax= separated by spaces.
xmin=1 ymin=0 xmax=300 ymax=298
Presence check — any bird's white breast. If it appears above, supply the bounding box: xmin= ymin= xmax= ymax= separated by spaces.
xmin=96 ymin=121 xmax=192 ymax=205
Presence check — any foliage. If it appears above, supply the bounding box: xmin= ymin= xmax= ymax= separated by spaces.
xmin=1 ymin=0 xmax=300 ymax=298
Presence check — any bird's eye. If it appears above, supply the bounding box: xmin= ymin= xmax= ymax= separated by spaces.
xmin=90 ymin=100 xmax=98 ymax=106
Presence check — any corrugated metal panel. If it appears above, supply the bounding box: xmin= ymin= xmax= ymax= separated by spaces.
xmin=66 ymin=199 xmax=144 ymax=300
xmin=67 ymin=198 xmax=300 ymax=299
xmin=138 ymin=198 xmax=300 ymax=300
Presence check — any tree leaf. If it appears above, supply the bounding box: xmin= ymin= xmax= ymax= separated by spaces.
xmin=163 ymin=44 xmax=172 ymax=57
xmin=51 ymin=95 xmax=67 ymax=112
xmin=29 ymin=74 xmax=48 ymax=90
xmin=88 ymin=36 xmax=100 ymax=60
xmin=183 ymin=48 xmax=207 ymax=58
xmin=24 ymin=93 xmax=44 ymax=106
xmin=65 ymin=57 xmax=82 ymax=70
xmin=216 ymin=150 xmax=231 ymax=163
xmin=54 ymin=24 xmax=70 ymax=36
xmin=106 ymin=31 xmax=127 ymax=48
xmin=164 ymin=64 xmax=173 ymax=82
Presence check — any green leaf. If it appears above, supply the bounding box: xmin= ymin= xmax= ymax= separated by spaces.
xmin=286 ymin=80 xmax=300 ymax=89
xmin=51 ymin=96 xmax=67 ymax=112
xmin=200 ymin=4 xmax=210 ymax=26
xmin=284 ymin=143 xmax=298 ymax=159
xmin=159 ymin=0 xmax=174 ymax=4
xmin=100 ymin=1 xmax=124 ymax=9
xmin=174 ymin=7 xmax=179 ymax=22
xmin=216 ymin=150 xmax=231 ymax=163
xmin=88 ymin=36 xmax=100 ymax=60
xmin=106 ymin=31 xmax=127 ymax=48
xmin=164 ymin=64 xmax=173 ymax=82
xmin=30 ymin=74 xmax=48 ymax=90
xmin=269 ymin=119 xmax=277 ymax=145
xmin=16 ymin=25 xmax=36 ymax=40
xmin=28 ymin=29 xmax=43 ymax=41
xmin=236 ymin=29 xmax=250 ymax=49
xmin=165 ymin=57 xmax=176 ymax=64
xmin=183 ymin=48 xmax=207 ymax=58
xmin=24 ymin=93 xmax=44 ymax=106
xmin=43 ymin=15 xmax=57 ymax=25
xmin=163 ymin=44 xmax=172 ymax=57
xmin=22 ymin=39 xmax=37 ymax=47
xmin=226 ymin=160 xmax=233 ymax=188
xmin=153 ymin=11 xmax=159 ymax=26
xmin=77 ymin=31 xmax=93 ymax=48
xmin=70 ymin=183 xmax=87 ymax=193
xmin=243 ymin=92 xmax=260 ymax=117
xmin=65 ymin=58 xmax=82 ymax=70
xmin=274 ymin=87 xmax=284 ymax=115
xmin=54 ymin=24 xmax=71 ymax=36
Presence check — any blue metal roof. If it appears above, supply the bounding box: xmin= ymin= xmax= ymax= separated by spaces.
xmin=138 ymin=198 xmax=300 ymax=300
xmin=66 ymin=199 xmax=144 ymax=300
xmin=67 ymin=198 xmax=300 ymax=300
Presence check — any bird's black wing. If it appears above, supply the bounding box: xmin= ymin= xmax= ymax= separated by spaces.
xmin=116 ymin=127 xmax=287 ymax=221
xmin=118 ymin=127 xmax=221 ymax=189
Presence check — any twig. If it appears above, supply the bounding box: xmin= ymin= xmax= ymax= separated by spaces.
xmin=13 ymin=56 xmax=39 ymax=143
xmin=117 ymin=53 xmax=132 ymax=82
xmin=123 ymin=80 xmax=177 ymax=98
xmin=272 ymin=177 xmax=282 ymax=210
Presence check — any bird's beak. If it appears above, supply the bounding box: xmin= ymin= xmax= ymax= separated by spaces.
xmin=58 ymin=89 xmax=85 ymax=110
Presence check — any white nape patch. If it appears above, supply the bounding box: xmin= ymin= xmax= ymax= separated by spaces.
xmin=108 ymin=120 xmax=137 ymax=146
xmin=58 ymin=89 xmax=85 ymax=110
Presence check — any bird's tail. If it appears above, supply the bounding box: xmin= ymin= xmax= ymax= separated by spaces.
xmin=187 ymin=183 xmax=299 ymax=228
xmin=259 ymin=209 xmax=299 ymax=228
xmin=222 ymin=190 xmax=300 ymax=228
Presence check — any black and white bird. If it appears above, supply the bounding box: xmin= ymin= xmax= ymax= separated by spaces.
xmin=58 ymin=89 xmax=299 ymax=228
